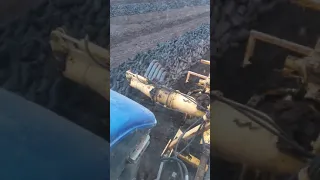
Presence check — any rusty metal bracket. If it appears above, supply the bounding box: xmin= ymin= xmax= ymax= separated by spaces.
xmin=243 ymin=30 xmax=313 ymax=66
xmin=167 ymin=122 xmax=210 ymax=150
xmin=186 ymin=71 xmax=208 ymax=83
xmin=194 ymin=146 xmax=210 ymax=180
xmin=200 ymin=59 xmax=210 ymax=65
xmin=177 ymin=153 xmax=209 ymax=171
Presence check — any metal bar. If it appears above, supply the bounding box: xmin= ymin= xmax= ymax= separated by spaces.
xmin=251 ymin=30 xmax=313 ymax=55
xmin=155 ymin=161 xmax=165 ymax=180
xmin=177 ymin=153 xmax=209 ymax=171
xmin=195 ymin=147 xmax=210 ymax=180
xmin=168 ymin=123 xmax=210 ymax=150
xmin=51 ymin=29 xmax=110 ymax=66
xmin=161 ymin=139 xmax=172 ymax=156
xmin=244 ymin=30 xmax=314 ymax=66
xmin=200 ymin=59 xmax=210 ymax=65
xmin=284 ymin=55 xmax=308 ymax=80
xmin=315 ymin=38 xmax=320 ymax=52
xmin=63 ymin=54 xmax=110 ymax=100
xmin=186 ymin=71 xmax=208 ymax=83
xmin=244 ymin=33 xmax=256 ymax=65
xmin=126 ymin=70 xmax=149 ymax=84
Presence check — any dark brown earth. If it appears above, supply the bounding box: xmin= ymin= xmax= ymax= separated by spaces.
xmin=0 ymin=0 xmax=44 ymax=22
xmin=110 ymin=5 xmax=209 ymax=67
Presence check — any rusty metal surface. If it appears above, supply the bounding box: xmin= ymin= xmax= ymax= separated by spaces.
xmin=194 ymin=147 xmax=210 ymax=180
xmin=243 ymin=30 xmax=314 ymax=66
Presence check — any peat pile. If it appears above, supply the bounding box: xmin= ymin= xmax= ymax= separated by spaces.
xmin=0 ymin=0 xmax=109 ymax=140
xmin=111 ymin=24 xmax=210 ymax=96
xmin=212 ymin=0 xmax=285 ymax=59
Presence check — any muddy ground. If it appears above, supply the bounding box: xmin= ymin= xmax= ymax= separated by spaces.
xmin=211 ymin=2 xmax=320 ymax=180
xmin=110 ymin=5 xmax=209 ymax=67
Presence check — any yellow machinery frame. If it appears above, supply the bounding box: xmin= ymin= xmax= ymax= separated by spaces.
xmin=50 ymin=28 xmax=110 ymax=100
xmin=243 ymin=29 xmax=320 ymax=155
xmin=126 ymin=60 xmax=210 ymax=179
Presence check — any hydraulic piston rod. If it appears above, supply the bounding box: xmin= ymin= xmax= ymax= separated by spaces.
xmin=126 ymin=71 xmax=206 ymax=117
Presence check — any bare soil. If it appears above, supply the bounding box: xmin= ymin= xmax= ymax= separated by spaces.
xmin=110 ymin=5 xmax=209 ymax=47
xmin=110 ymin=5 xmax=209 ymax=67
xmin=110 ymin=0 xmax=181 ymax=5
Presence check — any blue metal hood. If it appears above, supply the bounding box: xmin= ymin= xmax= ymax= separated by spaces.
xmin=110 ymin=90 xmax=156 ymax=148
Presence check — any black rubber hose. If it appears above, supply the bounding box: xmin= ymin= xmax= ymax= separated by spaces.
xmin=308 ymin=156 xmax=320 ymax=180
xmin=174 ymin=117 xmax=204 ymax=157
xmin=178 ymin=121 xmax=206 ymax=155
xmin=212 ymin=93 xmax=285 ymax=135
xmin=162 ymin=157 xmax=189 ymax=180
xmin=84 ymin=35 xmax=108 ymax=69
xmin=224 ymin=99 xmax=315 ymax=158
xmin=160 ymin=117 xmax=204 ymax=180
xmin=177 ymin=162 xmax=184 ymax=180
xmin=212 ymin=93 xmax=300 ymax=145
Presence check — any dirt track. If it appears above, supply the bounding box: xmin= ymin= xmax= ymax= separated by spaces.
xmin=110 ymin=5 xmax=209 ymax=67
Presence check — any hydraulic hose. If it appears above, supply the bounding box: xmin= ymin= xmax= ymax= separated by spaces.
xmin=162 ymin=157 xmax=189 ymax=180
xmin=211 ymin=92 xmax=315 ymax=159
xmin=212 ymin=93 xmax=284 ymax=134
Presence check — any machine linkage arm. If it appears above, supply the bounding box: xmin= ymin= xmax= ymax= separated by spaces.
xmin=126 ymin=71 xmax=206 ymax=117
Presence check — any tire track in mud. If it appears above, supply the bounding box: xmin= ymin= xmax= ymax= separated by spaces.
xmin=110 ymin=15 xmax=209 ymax=68
xmin=110 ymin=23 xmax=210 ymax=95
xmin=110 ymin=5 xmax=209 ymax=47
xmin=110 ymin=4 xmax=210 ymax=96
xmin=110 ymin=0 xmax=209 ymax=17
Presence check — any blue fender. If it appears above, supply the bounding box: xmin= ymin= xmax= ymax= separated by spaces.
xmin=0 ymin=89 xmax=109 ymax=180
xmin=110 ymin=90 xmax=157 ymax=148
